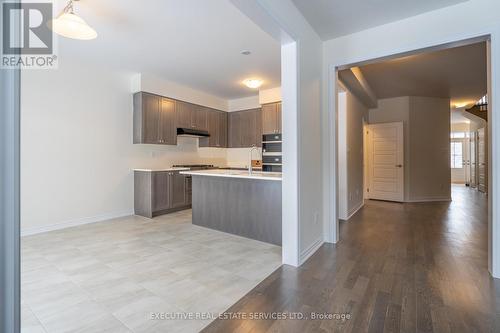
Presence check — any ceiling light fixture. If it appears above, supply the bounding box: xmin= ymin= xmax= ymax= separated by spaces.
xmin=50 ymin=0 xmax=97 ymax=40
xmin=241 ymin=50 xmax=252 ymax=56
xmin=243 ymin=78 xmax=263 ymax=89
xmin=454 ymin=102 xmax=469 ymax=108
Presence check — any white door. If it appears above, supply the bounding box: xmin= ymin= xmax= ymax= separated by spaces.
xmin=367 ymin=122 xmax=404 ymax=202
xmin=450 ymin=138 xmax=467 ymax=184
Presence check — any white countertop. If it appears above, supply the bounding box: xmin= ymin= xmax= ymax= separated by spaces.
xmin=133 ymin=167 xmax=190 ymax=172
xmin=180 ymin=169 xmax=282 ymax=181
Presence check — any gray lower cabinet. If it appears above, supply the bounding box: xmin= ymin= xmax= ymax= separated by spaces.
xmin=170 ymin=172 xmax=187 ymax=208
xmin=134 ymin=170 xmax=191 ymax=218
xmin=262 ymin=102 xmax=282 ymax=135
xmin=228 ymin=108 xmax=262 ymax=148
xmin=133 ymin=92 xmax=177 ymax=145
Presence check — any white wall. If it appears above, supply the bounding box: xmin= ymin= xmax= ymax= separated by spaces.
xmin=232 ymin=0 xmax=324 ymax=265
xmin=227 ymin=95 xmax=260 ymax=111
xmin=369 ymin=97 xmax=450 ymax=202
xmin=259 ymin=87 xmax=281 ymax=104
xmin=133 ymin=73 xmax=229 ymax=111
xmin=20 ymin=58 xmax=237 ymax=235
xmin=255 ymin=1 xmax=324 ymax=264
xmin=337 ymin=92 xmax=348 ymax=219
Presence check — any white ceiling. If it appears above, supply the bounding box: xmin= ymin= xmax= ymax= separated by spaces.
xmin=291 ymin=0 xmax=468 ymax=40
xmin=354 ymin=42 xmax=487 ymax=107
xmin=57 ymin=0 xmax=281 ymax=99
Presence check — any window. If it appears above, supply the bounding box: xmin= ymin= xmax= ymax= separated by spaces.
xmin=451 ymin=141 xmax=463 ymax=169
xmin=450 ymin=132 xmax=466 ymax=139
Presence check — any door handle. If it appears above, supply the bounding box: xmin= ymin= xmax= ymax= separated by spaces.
xmin=395 ymin=164 xmax=403 ymax=168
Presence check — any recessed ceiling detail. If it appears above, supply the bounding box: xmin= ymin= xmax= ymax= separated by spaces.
xmin=292 ymin=0 xmax=468 ymax=40
xmin=349 ymin=42 xmax=487 ymax=107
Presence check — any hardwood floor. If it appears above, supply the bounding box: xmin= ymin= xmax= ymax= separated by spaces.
xmin=203 ymin=186 xmax=500 ymax=333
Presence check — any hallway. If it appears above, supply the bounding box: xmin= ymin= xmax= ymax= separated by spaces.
xmin=204 ymin=185 xmax=499 ymax=332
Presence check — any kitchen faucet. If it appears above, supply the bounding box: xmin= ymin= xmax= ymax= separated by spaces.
xmin=248 ymin=145 xmax=259 ymax=175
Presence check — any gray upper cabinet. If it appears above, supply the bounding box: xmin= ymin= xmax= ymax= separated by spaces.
xmin=228 ymin=111 xmax=242 ymax=148
xmin=228 ymin=108 xmax=262 ymax=148
xmin=175 ymin=101 xmax=207 ymax=130
xmin=175 ymin=100 xmax=193 ymax=129
xmin=276 ymin=102 xmax=282 ymax=134
xmin=159 ymin=98 xmax=177 ymax=145
xmin=200 ymin=109 xmax=228 ymax=148
xmin=262 ymin=102 xmax=282 ymax=135
xmin=133 ymin=92 xmax=176 ymax=145
xmin=219 ymin=111 xmax=228 ymax=147
xmin=134 ymin=92 xmax=160 ymax=144
xmin=194 ymin=106 xmax=208 ymax=130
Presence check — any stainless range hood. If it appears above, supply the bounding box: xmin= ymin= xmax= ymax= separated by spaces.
xmin=176 ymin=128 xmax=210 ymax=138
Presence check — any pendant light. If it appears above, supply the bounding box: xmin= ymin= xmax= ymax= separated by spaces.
xmin=50 ymin=0 xmax=97 ymax=40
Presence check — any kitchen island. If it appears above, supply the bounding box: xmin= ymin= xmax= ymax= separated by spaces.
xmin=180 ymin=169 xmax=282 ymax=245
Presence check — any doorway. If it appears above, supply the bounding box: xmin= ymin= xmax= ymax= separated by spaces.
xmin=333 ymin=36 xmax=495 ymax=275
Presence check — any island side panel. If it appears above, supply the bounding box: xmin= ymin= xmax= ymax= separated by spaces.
xmin=191 ymin=176 xmax=282 ymax=246
xmin=134 ymin=171 xmax=153 ymax=218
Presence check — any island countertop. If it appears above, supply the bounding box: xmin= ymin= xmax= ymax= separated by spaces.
xmin=133 ymin=167 xmax=190 ymax=172
xmin=180 ymin=169 xmax=282 ymax=181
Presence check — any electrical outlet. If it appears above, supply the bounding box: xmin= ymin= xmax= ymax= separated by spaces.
xmin=314 ymin=212 xmax=319 ymax=225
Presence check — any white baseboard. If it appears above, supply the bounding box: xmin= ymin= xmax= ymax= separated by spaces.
xmin=21 ymin=209 xmax=134 ymax=237
xmin=299 ymin=237 xmax=324 ymax=265
xmin=347 ymin=201 xmax=364 ymax=220
xmin=405 ymin=197 xmax=451 ymax=203
xmin=339 ymin=201 xmax=364 ymax=221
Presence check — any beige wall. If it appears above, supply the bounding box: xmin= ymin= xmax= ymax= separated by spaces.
xmin=369 ymin=97 xmax=411 ymax=200
xmin=338 ymin=86 xmax=369 ymax=219
xmin=409 ymin=97 xmax=451 ymax=201
xmin=345 ymin=90 xmax=368 ymax=216
xmin=369 ymin=96 xmax=451 ymax=202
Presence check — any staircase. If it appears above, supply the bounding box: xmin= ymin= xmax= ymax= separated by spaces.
xmin=465 ymin=102 xmax=487 ymax=121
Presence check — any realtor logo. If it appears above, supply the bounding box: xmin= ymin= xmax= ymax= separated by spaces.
xmin=2 ymin=2 xmax=57 ymax=68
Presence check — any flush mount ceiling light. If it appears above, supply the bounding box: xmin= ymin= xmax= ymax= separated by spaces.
xmin=240 ymin=50 xmax=252 ymax=56
xmin=454 ymin=102 xmax=469 ymax=108
xmin=243 ymin=78 xmax=263 ymax=89
xmin=50 ymin=0 xmax=97 ymax=40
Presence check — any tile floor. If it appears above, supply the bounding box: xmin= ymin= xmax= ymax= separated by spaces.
xmin=21 ymin=209 xmax=282 ymax=333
